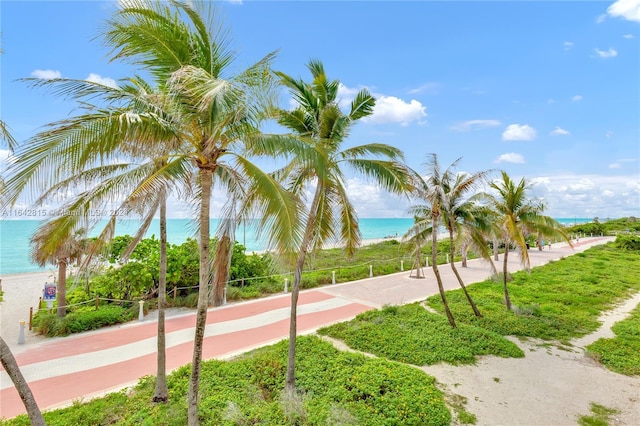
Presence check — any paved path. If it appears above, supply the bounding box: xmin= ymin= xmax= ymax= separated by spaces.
xmin=0 ymin=237 xmax=613 ymax=419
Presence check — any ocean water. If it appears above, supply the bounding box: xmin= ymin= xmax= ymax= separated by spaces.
xmin=0 ymin=218 xmax=417 ymax=275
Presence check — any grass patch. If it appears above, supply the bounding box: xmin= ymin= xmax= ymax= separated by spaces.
xmin=1 ymin=336 xmax=451 ymax=426
xmin=578 ymin=402 xmax=620 ymax=426
xmin=586 ymin=303 xmax=640 ymax=375
xmin=318 ymin=303 xmax=524 ymax=366
xmin=427 ymin=244 xmax=640 ymax=342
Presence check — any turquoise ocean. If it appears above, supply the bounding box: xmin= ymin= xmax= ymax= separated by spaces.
xmin=0 ymin=217 xmax=591 ymax=275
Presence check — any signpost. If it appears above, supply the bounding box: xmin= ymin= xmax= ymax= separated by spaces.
xmin=43 ymin=282 xmax=57 ymax=309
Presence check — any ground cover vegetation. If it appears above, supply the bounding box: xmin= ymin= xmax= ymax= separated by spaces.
xmin=577 ymin=403 xmax=621 ymax=426
xmin=586 ymin=303 xmax=640 ymax=376
xmin=425 ymin=242 xmax=640 ymax=343
xmin=0 ymin=336 xmax=451 ymax=426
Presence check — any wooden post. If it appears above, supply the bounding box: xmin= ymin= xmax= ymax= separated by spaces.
xmin=173 ymin=286 xmax=177 ymax=303
xmin=95 ymin=296 xmax=99 ymax=310
xmin=29 ymin=307 xmax=33 ymax=331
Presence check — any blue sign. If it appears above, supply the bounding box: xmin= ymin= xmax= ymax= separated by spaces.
xmin=44 ymin=283 xmax=57 ymax=300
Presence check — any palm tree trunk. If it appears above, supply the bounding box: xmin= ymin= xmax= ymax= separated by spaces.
xmin=153 ymin=197 xmax=168 ymax=403
xmin=211 ymin=235 xmax=232 ymax=307
xmin=502 ymin=240 xmax=512 ymax=310
xmin=286 ymin=184 xmax=322 ymax=393
xmin=188 ymin=169 xmax=213 ymax=426
xmin=449 ymin=230 xmax=482 ymax=318
xmin=56 ymin=260 xmax=67 ymax=318
xmin=433 ymin=217 xmax=456 ymax=328
xmin=0 ymin=337 xmax=46 ymax=426
xmin=461 ymin=243 xmax=468 ymax=268
xmin=493 ymin=237 xmax=500 ymax=261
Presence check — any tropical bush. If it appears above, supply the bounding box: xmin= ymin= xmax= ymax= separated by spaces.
xmin=32 ymin=304 xmax=137 ymax=337
xmin=1 ymin=336 xmax=452 ymax=425
xmin=614 ymin=234 xmax=640 ymax=251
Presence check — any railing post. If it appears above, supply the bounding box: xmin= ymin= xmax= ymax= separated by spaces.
xmin=95 ymin=296 xmax=99 ymax=310
xmin=173 ymin=286 xmax=177 ymax=303
xmin=223 ymin=287 xmax=227 ymax=305
xmin=369 ymin=264 xmax=373 ymax=278
xmin=446 ymin=253 xmax=450 ymax=263
xmin=284 ymin=278 xmax=288 ymax=293
xmin=29 ymin=307 xmax=33 ymax=331
xmin=400 ymin=260 xmax=404 ymax=271
xmin=332 ymin=271 xmax=336 ymax=285
xmin=138 ymin=300 xmax=145 ymax=321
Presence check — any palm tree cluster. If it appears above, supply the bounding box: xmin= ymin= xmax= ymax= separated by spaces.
xmin=1 ymin=1 xmax=570 ymax=422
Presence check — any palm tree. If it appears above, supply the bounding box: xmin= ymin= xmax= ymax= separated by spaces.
xmin=275 ymin=60 xmax=414 ymax=392
xmin=484 ymin=171 xmax=572 ymax=310
xmin=103 ymin=2 xmax=302 ymax=422
xmin=436 ymin=157 xmax=491 ymax=318
xmin=31 ymin=221 xmax=86 ymax=318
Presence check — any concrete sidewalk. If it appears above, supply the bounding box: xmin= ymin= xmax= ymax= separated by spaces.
xmin=0 ymin=236 xmax=613 ymax=419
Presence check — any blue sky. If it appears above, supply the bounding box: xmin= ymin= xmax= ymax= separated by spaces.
xmin=1 ymin=0 xmax=639 ymax=220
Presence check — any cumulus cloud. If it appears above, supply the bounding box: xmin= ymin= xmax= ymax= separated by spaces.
xmin=572 ymin=95 xmax=583 ymax=102
xmin=365 ymin=95 xmax=427 ymax=126
xmin=502 ymin=124 xmax=536 ymax=141
xmin=607 ymin=0 xmax=640 ymax=23
xmin=31 ymin=69 xmax=62 ymax=79
xmin=529 ymin=174 xmax=640 ymax=218
xmin=450 ymin=119 xmax=501 ymax=131
xmin=550 ymin=126 xmax=570 ymax=136
xmin=495 ymin=153 xmax=525 ymax=164
xmin=86 ymin=73 xmax=118 ymax=88
xmin=594 ymin=48 xmax=618 ymax=58
xmin=564 ymin=41 xmax=574 ymax=50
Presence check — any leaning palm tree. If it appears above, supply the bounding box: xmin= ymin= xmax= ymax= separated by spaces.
xmin=484 ymin=171 xmax=572 ymax=310
xmin=275 ymin=60 xmax=414 ymax=392
xmin=103 ymin=2 xmax=302 ymax=423
xmin=436 ymin=158 xmax=492 ymax=318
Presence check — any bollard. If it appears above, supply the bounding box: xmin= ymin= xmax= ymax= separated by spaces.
xmin=138 ymin=300 xmax=145 ymax=321
xmin=369 ymin=264 xmax=373 ymax=278
xmin=332 ymin=271 xmax=336 ymax=285
xmin=400 ymin=260 xmax=404 ymax=272
xmin=284 ymin=278 xmax=288 ymax=293
xmin=18 ymin=321 xmax=26 ymax=344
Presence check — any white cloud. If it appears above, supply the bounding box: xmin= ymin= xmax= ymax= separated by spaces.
xmin=365 ymin=95 xmax=427 ymax=126
xmin=547 ymin=98 xmax=556 ymax=104
xmin=594 ymin=48 xmax=618 ymax=58
xmin=596 ymin=14 xmax=608 ymax=23
xmin=86 ymin=73 xmax=118 ymax=88
xmin=502 ymin=124 xmax=536 ymax=141
xmin=550 ymin=126 xmax=570 ymax=136
xmin=408 ymin=82 xmax=440 ymax=95
xmin=623 ymin=34 xmax=635 ymax=39
xmin=609 ymin=163 xmax=622 ymax=169
xmin=529 ymin=174 xmax=640 ymax=218
xmin=450 ymin=119 xmax=501 ymax=131
xmin=564 ymin=41 xmax=574 ymax=50
xmin=572 ymin=95 xmax=583 ymax=102
xmin=607 ymin=0 xmax=640 ymax=23
xmin=495 ymin=153 xmax=525 ymax=164
xmin=606 ymin=130 xmax=614 ymax=139
xmin=31 ymin=69 xmax=62 ymax=79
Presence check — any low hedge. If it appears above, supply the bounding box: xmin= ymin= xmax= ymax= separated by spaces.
xmin=32 ymin=304 xmax=137 ymax=337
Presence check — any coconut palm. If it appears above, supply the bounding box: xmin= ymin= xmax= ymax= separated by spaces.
xmin=275 ymin=60 xmax=414 ymax=392
xmin=484 ymin=171 xmax=572 ymax=310
xmin=103 ymin=2 xmax=302 ymax=422
xmin=435 ymin=156 xmax=492 ymax=318
xmin=31 ymin=222 xmax=86 ymax=318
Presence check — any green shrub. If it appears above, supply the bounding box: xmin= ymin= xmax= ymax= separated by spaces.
xmin=32 ymin=305 xmax=135 ymax=337
xmin=614 ymin=234 xmax=640 ymax=251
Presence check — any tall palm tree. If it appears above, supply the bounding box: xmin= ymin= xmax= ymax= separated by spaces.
xmin=275 ymin=60 xmax=414 ymax=392
xmin=103 ymin=2 xmax=302 ymax=423
xmin=484 ymin=171 xmax=572 ymax=310
xmin=436 ymin=157 xmax=492 ymax=318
